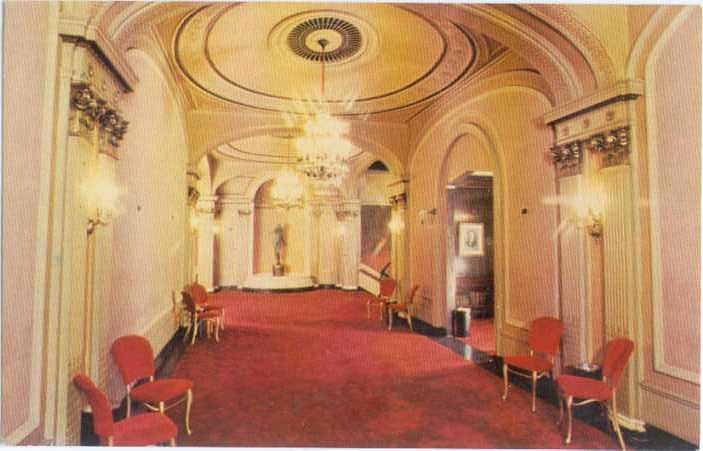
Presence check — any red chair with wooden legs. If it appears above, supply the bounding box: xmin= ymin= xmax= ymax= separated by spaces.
xmin=182 ymin=290 xmax=221 ymax=344
xmin=111 ymin=335 xmax=194 ymax=435
xmin=502 ymin=317 xmax=563 ymax=412
xmin=557 ymin=337 xmax=634 ymax=451
xmin=387 ymin=284 xmax=420 ymax=331
xmin=367 ymin=278 xmax=396 ymax=320
xmin=188 ymin=282 xmax=225 ymax=331
xmin=73 ymin=373 xmax=177 ymax=446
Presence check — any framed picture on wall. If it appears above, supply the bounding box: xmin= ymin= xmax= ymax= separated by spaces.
xmin=458 ymin=222 xmax=484 ymax=256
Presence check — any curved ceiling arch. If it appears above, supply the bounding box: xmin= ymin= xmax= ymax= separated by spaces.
xmin=98 ymin=2 xmax=613 ymax=110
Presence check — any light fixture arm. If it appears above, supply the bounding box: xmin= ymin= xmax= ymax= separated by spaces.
xmin=318 ymin=38 xmax=328 ymax=100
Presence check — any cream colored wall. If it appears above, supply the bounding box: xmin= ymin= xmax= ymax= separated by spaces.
xmin=635 ymin=8 xmax=701 ymax=443
xmin=408 ymin=88 xmax=558 ymax=344
xmin=105 ymin=48 xmax=189 ymax=402
xmin=1 ymin=2 xmax=55 ymax=443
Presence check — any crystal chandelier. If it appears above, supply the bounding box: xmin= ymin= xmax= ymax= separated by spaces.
xmin=296 ymin=38 xmax=355 ymax=186
xmin=271 ymin=139 xmax=304 ymax=207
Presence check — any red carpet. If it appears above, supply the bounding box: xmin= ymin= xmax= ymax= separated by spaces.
xmin=464 ymin=318 xmax=496 ymax=355
xmin=167 ymin=289 xmax=617 ymax=448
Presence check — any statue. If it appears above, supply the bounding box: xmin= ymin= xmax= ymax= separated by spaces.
xmin=273 ymin=224 xmax=285 ymax=276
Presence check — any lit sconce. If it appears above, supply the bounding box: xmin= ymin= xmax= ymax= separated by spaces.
xmin=212 ymin=224 xmax=221 ymax=234
xmin=82 ymin=172 xmax=121 ymax=235
xmin=419 ymin=208 xmax=437 ymax=225
xmin=190 ymin=216 xmax=200 ymax=230
xmin=573 ymin=188 xmax=605 ymax=238
xmin=336 ymin=223 xmax=347 ymax=237
xmin=388 ymin=211 xmax=404 ymax=233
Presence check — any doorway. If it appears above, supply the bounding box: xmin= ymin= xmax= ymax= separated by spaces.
xmin=447 ymin=172 xmax=495 ymax=354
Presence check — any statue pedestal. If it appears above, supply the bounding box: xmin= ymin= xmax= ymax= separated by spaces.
xmin=243 ymin=273 xmax=315 ymax=290
xmin=272 ymin=263 xmax=285 ymax=277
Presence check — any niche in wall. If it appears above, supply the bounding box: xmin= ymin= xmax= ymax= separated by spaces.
xmin=253 ymin=180 xmax=305 ymax=274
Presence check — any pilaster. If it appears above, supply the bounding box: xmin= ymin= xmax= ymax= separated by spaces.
xmin=546 ymin=80 xmax=643 ymax=424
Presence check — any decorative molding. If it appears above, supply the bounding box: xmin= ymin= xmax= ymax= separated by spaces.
xmin=543 ymin=80 xmax=644 ymax=126
xmin=389 ymin=192 xmax=407 ymax=207
xmin=69 ymin=83 xmax=128 ymax=157
xmin=550 ymin=141 xmax=583 ymax=177
xmin=615 ymin=413 xmax=647 ymax=432
xmin=587 ymin=126 xmax=631 ymax=168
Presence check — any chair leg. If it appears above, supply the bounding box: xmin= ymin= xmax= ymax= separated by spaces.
xmin=387 ymin=308 xmax=393 ymax=330
xmin=531 ymin=371 xmax=537 ymax=413
xmin=366 ymin=301 xmax=370 ymax=319
xmin=557 ymin=390 xmax=564 ymax=425
xmin=169 ymin=438 xmax=176 ymax=446
xmin=565 ymin=395 xmax=573 ymax=444
xmin=214 ymin=319 xmax=220 ymax=342
xmin=502 ymin=364 xmax=509 ymax=400
xmin=185 ymin=388 xmax=193 ymax=435
xmin=191 ymin=318 xmax=198 ymax=345
xmin=611 ymin=394 xmax=626 ymax=451
xmin=126 ymin=394 xmax=131 ymax=417
xmin=220 ymin=311 xmax=225 ymax=330
xmin=183 ymin=320 xmax=192 ymax=343
xmin=159 ymin=401 xmax=165 ymax=414
xmin=406 ymin=311 xmax=413 ymax=331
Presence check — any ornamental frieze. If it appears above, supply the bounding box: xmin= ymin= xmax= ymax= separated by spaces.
xmin=551 ymin=126 xmax=631 ymax=176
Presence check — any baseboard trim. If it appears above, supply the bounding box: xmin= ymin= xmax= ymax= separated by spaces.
xmin=411 ymin=317 xmax=447 ymax=338
xmin=616 ymin=413 xmax=647 ymax=432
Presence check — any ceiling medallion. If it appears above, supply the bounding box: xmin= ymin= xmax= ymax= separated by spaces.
xmin=287 ymin=17 xmax=362 ymax=63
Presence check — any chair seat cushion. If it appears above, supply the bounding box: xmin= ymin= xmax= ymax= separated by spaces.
xmin=202 ymin=304 xmax=223 ymax=312
xmin=504 ymin=355 xmax=553 ymax=373
xmin=112 ymin=412 xmax=177 ymax=445
xmin=557 ymin=375 xmax=612 ymax=401
xmin=197 ymin=310 xmax=221 ymax=319
xmin=131 ymin=379 xmax=192 ymax=403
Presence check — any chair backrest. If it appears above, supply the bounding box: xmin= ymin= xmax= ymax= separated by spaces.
xmin=528 ymin=317 xmax=563 ymax=356
xmin=73 ymin=374 xmax=114 ymax=439
xmin=406 ymin=285 xmax=420 ymax=304
xmin=111 ymin=335 xmax=155 ymax=385
xmin=189 ymin=282 xmax=209 ymax=305
xmin=379 ymin=278 xmax=397 ymax=298
xmin=602 ymin=337 xmax=634 ymax=388
xmin=182 ymin=290 xmax=198 ymax=314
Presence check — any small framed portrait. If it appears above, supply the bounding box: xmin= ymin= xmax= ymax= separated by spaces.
xmin=458 ymin=222 xmax=484 ymax=256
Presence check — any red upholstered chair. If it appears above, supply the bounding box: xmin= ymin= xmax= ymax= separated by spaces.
xmin=502 ymin=317 xmax=563 ymax=412
xmin=111 ymin=335 xmax=193 ymax=435
xmin=387 ymin=284 xmax=420 ymax=331
xmin=367 ymin=278 xmax=396 ymax=320
xmin=182 ymin=290 xmax=221 ymax=344
xmin=557 ymin=337 xmax=634 ymax=450
xmin=188 ymin=282 xmax=225 ymax=331
xmin=73 ymin=373 xmax=177 ymax=446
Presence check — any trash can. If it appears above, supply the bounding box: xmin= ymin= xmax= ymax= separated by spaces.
xmin=452 ymin=308 xmax=472 ymax=337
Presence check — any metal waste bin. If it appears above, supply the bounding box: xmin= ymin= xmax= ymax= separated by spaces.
xmin=452 ymin=308 xmax=472 ymax=337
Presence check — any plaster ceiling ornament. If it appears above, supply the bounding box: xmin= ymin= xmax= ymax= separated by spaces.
xmin=173 ymin=3 xmax=478 ymax=116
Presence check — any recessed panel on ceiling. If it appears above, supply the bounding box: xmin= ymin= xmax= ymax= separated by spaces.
xmin=174 ymin=3 xmax=477 ymax=115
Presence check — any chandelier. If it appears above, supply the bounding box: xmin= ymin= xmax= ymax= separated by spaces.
xmin=271 ymin=138 xmax=304 ymax=207
xmin=295 ymin=38 xmax=355 ymax=186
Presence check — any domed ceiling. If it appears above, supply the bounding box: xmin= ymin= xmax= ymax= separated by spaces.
xmin=171 ymin=3 xmax=504 ymax=117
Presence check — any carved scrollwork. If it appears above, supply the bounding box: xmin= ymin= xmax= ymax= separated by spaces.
xmin=389 ymin=192 xmax=407 ymax=207
xmin=70 ymin=83 xmax=129 ymax=155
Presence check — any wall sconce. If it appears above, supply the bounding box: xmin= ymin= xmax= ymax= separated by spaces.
xmin=336 ymin=223 xmax=347 ymax=237
xmin=419 ymin=208 xmax=437 ymax=225
xmin=82 ymin=173 xmax=121 ymax=235
xmin=585 ymin=209 xmax=603 ymax=238
xmin=388 ymin=211 xmax=404 ymax=233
